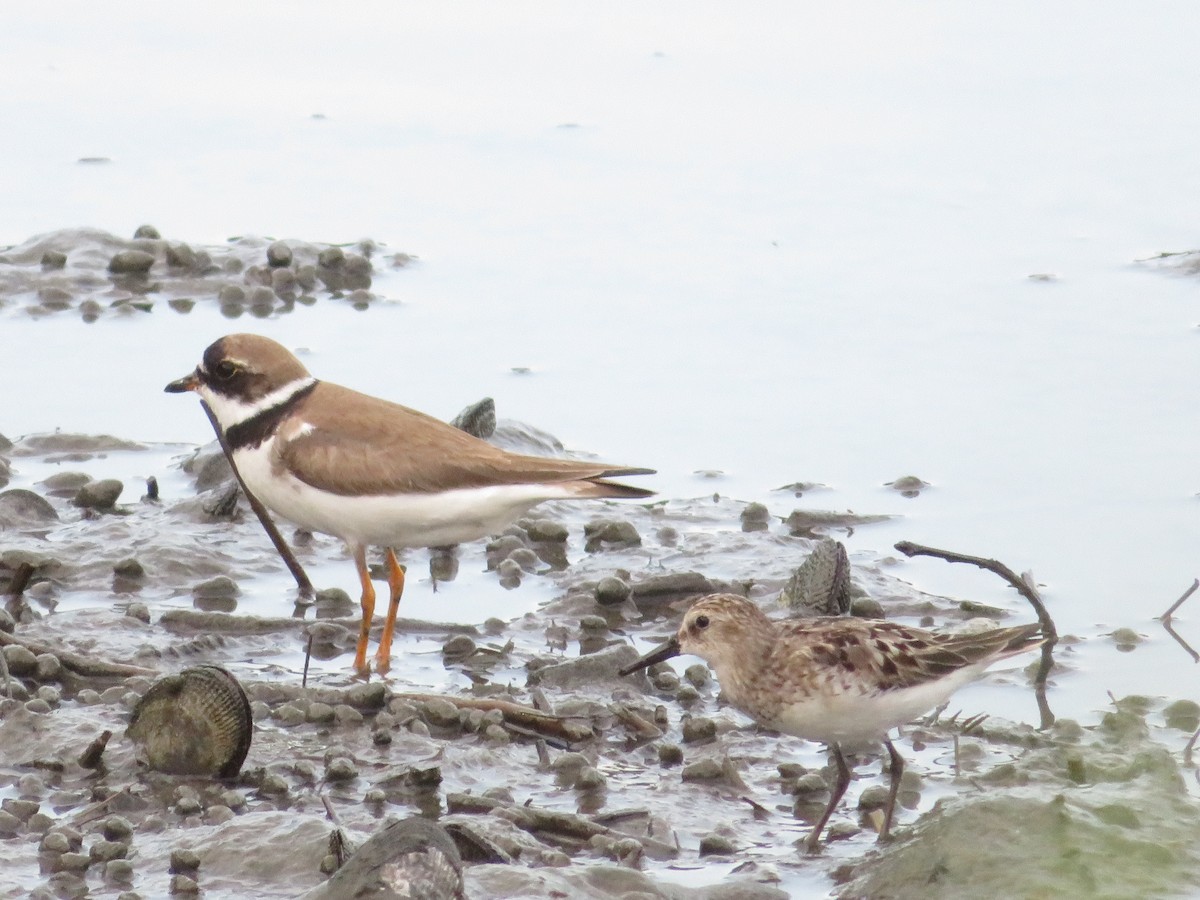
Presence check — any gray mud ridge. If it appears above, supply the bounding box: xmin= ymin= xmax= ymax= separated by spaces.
xmin=4 ymin=425 xmax=1200 ymax=897
xmin=0 ymin=226 xmax=413 ymax=320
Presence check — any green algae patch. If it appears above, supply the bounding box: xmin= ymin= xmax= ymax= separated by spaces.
xmin=838 ymin=705 xmax=1200 ymax=899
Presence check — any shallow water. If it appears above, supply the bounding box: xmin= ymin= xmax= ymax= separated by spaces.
xmin=4 ymin=3 xmax=1200 ymax=897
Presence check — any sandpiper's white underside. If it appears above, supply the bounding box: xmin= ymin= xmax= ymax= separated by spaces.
xmin=763 ymin=660 xmax=996 ymax=744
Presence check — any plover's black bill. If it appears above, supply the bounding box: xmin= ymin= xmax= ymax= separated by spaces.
xmin=619 ymin=635 xmax=682 ymax=676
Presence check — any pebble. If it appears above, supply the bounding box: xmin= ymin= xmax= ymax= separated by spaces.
xmin=35 ymin=654 xmax=62 ymax=682
xmin=442 ymin=634 xmax=477 ymax=659
xmin=56 ymin=851 xmax=92 ymax=872
xmin=683 ymin=664 xmax=710 ymax=688
xmin=422 ymin=697 xmax=461 ymax=728
xmin=3 ymin=798 xmax=38 ymax=821
xmin=508 ymin=547 xmax=540 ymax=572
xmin=165 ymin=242 xmax=197 ymax=269
xmin=174 ymin=797 xmax=202 ymax=816
xmin=594 ymin=576 xmax=632 ymax=606
xmin=35 ymin=685 xmax=60 ymax=705
xmin=205 ymin=806 xmax=235 ymax=826
xmin=126 ymin=602 xmax=151 ymax=623
xmin=575 ymin=766 xmax=607 ymax=790
xmin=658 ymin=743 xmax=683 ymax=766
xmin=325 ymin=757 xmax=358 ymax=781
xmin=739 ymin=501 xmax=772 ymax=531
xmin=113 ymin=558 xmax=145 ymax=578
xmin=107 ymin=250 xmax=154 ymax=274
xmin=105 ymin=859 xmax=135 ymax=883
xmin=583 ymin=519 xmax=641 ymax=551
xmin=169 ymin=849 xmax=201 ymax=873
xmin=483 ymin=723 xmax=510 ymax=743
xmin=219 ymin=791 xmax=246 ymax=811
xmin=850 ymin=596 xmax=885 ymax=618
xmin=18 ymin=774 xmax=45 ymax=798
xmin=191 ymin=575 xmax=239 ymax=601
xmin=133 ymin=224 xmax=161 ymax=239
xmin=699 ymin=833 xmax=737 ymax=856
xmin=675 ymin=685 xmax=701 ymax=704
xmin=42 ymin=832 xmax=71 ymax=853
xmin=0 ymin=608 xmax=13 ymax=633
xmin=344 ymin=682 xmax=386 ymax=709
xmin=0 ymin=810 xmax=22 ymax=834
xmin=681 ymin=717 xmax=717 ymax=743
xmin=793 ymin=772 xmax=829 ymax=795
xmin=170 ymin=874 xmax=200 ymax=894
xmin=76 ymin=688 xmax=101 ymax=705
xmin=47 ymin=874 xmax=88 ymax=899
xmin=258 ymin=774 xmax=289 ymax=795
xmin=0 ymin=489 xmax=58 ymax=526
xmin=27 ymin=813 xmax=53 ymax=834
xmin=102 ymin=816 xmax=134 ymax=841
xmin=306 ymin=702 xmax=335 ymax=724
xmin=681 ymin=759 xmax=725 ymax=782
xmin=24 ymin=698 xmax=51 ymax=715
xmin=495 ymin=558 xmax=523 ymax=584
xmin=89 ymin=840 xmax=128 ymax=863
xmin=275 ymin=703 xmax=306 ymax=727
xmin=100 ymin=686 xmax=125 ymax=703
xmin=41 ymin=250 xmax=67 ymax=269
xmin=525 ymin=519 xmax=568 ymax=542
xmin=651 ymin=670 xmax=680 ymax=692
xmin=3 ymin=644 xmax=38 ymax=676
xmin=333 ymin=704 xmax=362 ymax=726
xmin=266 ymin=241 xmax=293 ymax=267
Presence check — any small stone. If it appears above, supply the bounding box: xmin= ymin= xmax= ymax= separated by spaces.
xmin=3 ymin=644 xmax=38 ymax=676
xmin=683 ymin=664 xmax=710 ymax=688
xmin=266 ymin=241 xmax=293 ymax=267
xmin=35 ymin=654 xmax=62 ymax=682
xmin=1165 ymin=699 xmax=1200 ymax=731
xmin=170 ymin=874 xmax=200 ymax=894
xmin=652 ymin=670 xmax=680 ymax=692
xmin=421 ymin=697 xmax=461 ymax=728
xmin=575 ymin=766 xmax=606 ymax=791
xmin=699 ymin=833 xmax=736 ymax=856
xmin=41 ymin=250 xmax=68 ymax=269
xmin=218 ymin=284 xmax=246 ymax=306
xmin=579 ymin=614 xmax=608 ymax=633
xmin=740 ymin=502 xmax=772 ymax=532
xmin=220 ymin=791 xmax=246 ymax=811
xmin=594 ymin=576 xmax=631 ymax=606
xmin=205 ymin=806 xmax=235 ymax=825
xmin=259 ymin=773 xmax=289 ymax=795
xmin=333 ymin=704 xmax=362 ymax=726
xmin=583 ymin=519 xmax=641 ymax=552
xmin=102 ymin=816 xmax=134 ymax=841
xmin=105 ymin=859 xmax=135 ymax=884
xmin=27 ymin=812 xmax=53 ymax=834
xmin=442 ymin=634 xmax=477 ymax=659
xmin=857 ymin=784 xmax=889 ymax=811
xmin=681 ymin=759 xmax=725 ymax=782
xmin=174 ymin=797 xmax=202 ymax=816
xmin=508 ymin=547 xmax=540 ymax=572
xmin=793 ymin=773 xmax=829 ymax=795
xmin=166 ymin=243 xmax=198 ymax=269
xmin=191 ymin=575 xmax=240 ymax=601
xmin=169 ymin=848 xmax=201 ymax=873
xmin=126 ymin=602 xmax=151 ymax=623
xmin=133 ymin=224 xmax=161 ymax=239
xmin=850 ymin=596 xmax=884 ymax=618
xmin=42 ymin=832 xmax=71 ymax=853
xmin=483 ymin=723 xmax=510 ymax=743
xmin=2 ymin=798 xmax=39 ymax=821
xmin=0 ymin=489 xmax=59 ymax=526
xmin=0 ymin=608 xmax=14 ymax=633
xmin=526 ymin=519 xmax=568 ymax=542
xmin=24 ymin=698 xmax=51 ymax=715
xmin=306 ymin=702 xmax=335 ymax=724
xmin=325 ymin=757 xmax=357 ymax=781
xmin=658 ymin=743 xmax=683 ymax=766
xmin=0 ymin=810 xmax=21 ymax=834
xmin=90 ymin=840 xmax=128 ymax=862
xmin=108 ymin=250 xmax=155 ymax=274
xmin=343 ymin=682 xmax=387 ymax=709
xmin=681 ymin=717 xmax=717 ymax=744
xmin=73 ymin=478 xmax=124 ymax=509
xmin=76 ymin=689 xmax=101 ymax=705
xmin=57 ymin=851 xmax=92 ymax=872
xmin=113 ymin=558 xmax=145 ymax=578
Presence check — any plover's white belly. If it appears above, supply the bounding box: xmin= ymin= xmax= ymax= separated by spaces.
xmin=233 ymin=441 xmax=576 ymax=548
xmin=764 ymin=665 xmax=990 ymax=744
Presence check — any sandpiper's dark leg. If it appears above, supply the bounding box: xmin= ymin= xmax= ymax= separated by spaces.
xmin=374 ymin=548 xmax=406 ymax=672
xmin=880 ymin=738 xmax=905 ymax=841
xmin=806 ymin=742 xmax=852 ymax=853
xmin=351 ymin=544 xmax=375 ymax=674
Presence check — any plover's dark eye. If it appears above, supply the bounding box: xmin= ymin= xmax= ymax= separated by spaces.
xmin=214 ymin=361 xmax=238 ymax=380
xmin=694 ymin=614 xmax=710 ymax=629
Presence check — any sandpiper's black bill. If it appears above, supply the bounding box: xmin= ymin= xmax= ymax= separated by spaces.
xmin=165 ymin=371 xmax=199 ymax=393
xmin=618 ymin=636 xmax=681 ymax=676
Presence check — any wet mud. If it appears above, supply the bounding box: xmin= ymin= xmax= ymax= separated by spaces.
xmin=3 ymin=229 xmax=1200 ymax=899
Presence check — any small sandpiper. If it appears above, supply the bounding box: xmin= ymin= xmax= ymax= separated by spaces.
xmin=619 ymin=593 xmax=1044 ymax=851
xmin=166 ymin=333 xmax=654 ymax=674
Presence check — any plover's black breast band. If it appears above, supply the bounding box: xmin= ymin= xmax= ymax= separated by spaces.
xmin=224 ymin=381 xmax=319 ymax=451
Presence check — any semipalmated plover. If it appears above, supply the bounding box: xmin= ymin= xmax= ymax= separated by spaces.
xmin=620 ymin=594 xmax=1044 ymax=851
xmin=167 ymin=333 xmax=653 ymax=673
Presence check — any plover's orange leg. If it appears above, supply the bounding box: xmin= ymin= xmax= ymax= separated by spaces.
xmin=374 ymin=548 xmax=406 ymax=672
xmin=806 ymin=742 xmax=852 ymax=854
xmin=352 ymin=545 xmax=375 ymax=673
xmin=879 ymin=738 xmax=905 ymax=841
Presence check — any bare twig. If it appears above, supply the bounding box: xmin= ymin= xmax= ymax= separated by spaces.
xmin=394 ymin=692 xmax=588 ymax=744
xmin=1160 ymin=578 xmax=1199 ymax=623
xmin=78 ymin=730 xmax=112 ymax=769
xmin=1162 ymin=619 xmax=1200 ymax=664
xmin=893 ymin=540 xmax=1058 ymax=728
xmin=200 ymin=399 xmax=314 ymax=601
xmin=1185 ymin=726 xmax=1200 ymax=766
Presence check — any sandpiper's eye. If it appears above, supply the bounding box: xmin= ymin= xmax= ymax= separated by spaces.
xmin=694 ymin=614 xmax=710 ymax=629
xmin=214 ymin=361 xmax=238 ymax=380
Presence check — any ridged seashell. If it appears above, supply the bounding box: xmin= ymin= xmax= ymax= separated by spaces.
xmin=126 ymin=665 xmax=252 ymax=778
xmin=781 ymin=538 xmax=851 ymax=617
xmin=306 ymin=816 xmax=464 ymax=900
